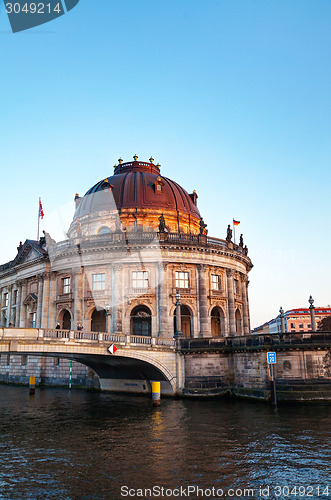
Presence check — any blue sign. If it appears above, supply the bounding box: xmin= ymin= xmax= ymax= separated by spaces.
xmin=267 ymin=352 xmax=276 ymax=364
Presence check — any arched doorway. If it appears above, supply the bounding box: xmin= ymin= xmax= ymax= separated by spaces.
xmin=131 ymin=306 xmax=151 ymax=336
xmin=173 ymin=305 xmax=192 ymax=338
xmin=211 ymin=306 xmax=225 ymax=337
xmin=235 ymin=309 xmax=242 ymax=335
xmin=59 ymin=309 xmax=71 ymax=330
xmin=91 ymin=308 xmax=106 ymax=332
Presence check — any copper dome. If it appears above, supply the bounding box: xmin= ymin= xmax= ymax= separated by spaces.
xmin=74 ymin=160 xmax=201 ymax=224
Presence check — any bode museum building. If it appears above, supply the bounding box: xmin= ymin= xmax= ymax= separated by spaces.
xmin=0 ymin=157 xmax=253 ymax=386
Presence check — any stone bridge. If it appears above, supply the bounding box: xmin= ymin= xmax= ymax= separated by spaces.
xmin=0 ymin=328 xmax=183 ymax=396
xmin=1 ymin=328 xmax=331 ymax=401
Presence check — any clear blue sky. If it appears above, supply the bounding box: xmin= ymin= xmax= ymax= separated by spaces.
xmin=0 ymin=0 xmax=330 ymax=328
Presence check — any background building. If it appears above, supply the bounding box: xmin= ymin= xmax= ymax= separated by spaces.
xmin=253 ymin=307 xmax=331 ymax=334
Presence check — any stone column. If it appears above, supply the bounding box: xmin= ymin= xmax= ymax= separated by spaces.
xmin=112 ymin=265 xmax=123 ymax=333
xmin=48 ymin=272 xmax=58 ymax=329
xmin=36 ymin=275 xmax=44 ymax=328
xmin=41 ymin=272 xmax=50 ymax=328
xmin=241 ymin=275 xmax=250 ymax=335
xmin=198 ymin=264 xmax=209 ymax=337
xmin=73 ymin=269 xmax=83 ymax=330
xmin=7 ymin=285 xmax=12 ymax=326
xmin=226 ymin=269 xmax=236 ymax=336
xmin=16 ymin=282 xmax=22 ymax=327
xmin=19 ymin=280 xmax=27 ymax=328
xmin=158 ymin=262 xmax=169 ymax=337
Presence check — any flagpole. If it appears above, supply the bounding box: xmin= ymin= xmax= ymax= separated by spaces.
xmin=37 ymin=197 xmax=41 ymax=242
xmin=233 ymin=220 xmax=236 ymax=245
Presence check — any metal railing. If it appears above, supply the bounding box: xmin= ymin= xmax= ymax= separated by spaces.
xmin=179 ymin=332 xmax=331 ymax=350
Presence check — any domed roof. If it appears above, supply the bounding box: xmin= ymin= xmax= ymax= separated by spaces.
xmin=74 ymin=159 xmax=201 ymax=220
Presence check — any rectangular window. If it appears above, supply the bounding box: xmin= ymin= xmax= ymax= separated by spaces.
xmin=290 ymin=323 xmax=295 ymax=329
xmin=175 ymin=271 xmax=189 ymax=289
xmin=13 ymin=290 xmax=18 ymax=305
xmin=299 ymin=323 xmax=303 ymax=328
xmin=234 ymin=279 xmax=240 ymax=294
xmin=21 ymin=355 xmax=27 ymax=366
xmin=132 ymin=271 xmax=149 ymax=289
xmin=4 ymin=293 xmax=8 ymax=307
xmin=11 ymin=310 xmax=16 ymax=327
xmin=211 ymin=274 xmax=221 ymax=291
xmin=92 ymin=273 xmax=105 ymax=290
xmin=30 ymin=312 xmax=36 ymax=328
xmin=62 ymin=277 xmax=71 ymax=294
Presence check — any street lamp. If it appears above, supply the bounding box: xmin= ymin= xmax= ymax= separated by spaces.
xmin=106 ymin=304 xmax=111 ymax=333
xmin=174 ymin=290 xmax=183 ymax=340
xmin=279 ymin=306 xmax=285 ymax=334
xmin=308 ymin=295 xmax=316 ymax=331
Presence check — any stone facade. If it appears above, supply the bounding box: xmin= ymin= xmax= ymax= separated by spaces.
xmin=0 ymin=158 xmax=252 ymax=388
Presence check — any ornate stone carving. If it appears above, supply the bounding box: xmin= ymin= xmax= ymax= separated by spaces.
xmin=197 ymin=264 xmax=208 ymax=272
xmin=226 ymin=225 xmax=232 ymax=242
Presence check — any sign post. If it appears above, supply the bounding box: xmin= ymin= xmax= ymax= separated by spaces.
xmin=267 ymin=352 xmax=277 ymax=406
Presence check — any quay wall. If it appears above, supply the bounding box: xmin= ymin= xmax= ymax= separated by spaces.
xmin=0 ymin=354 xmax=100 ymax=389
xmin=183 ymin=348 xmax=331 ymax=401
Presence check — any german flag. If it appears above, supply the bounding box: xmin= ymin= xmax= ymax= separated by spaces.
xmin=233 ymin=219 xmax=240 ymax=226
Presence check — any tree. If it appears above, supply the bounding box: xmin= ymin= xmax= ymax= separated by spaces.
xmin=318 ymin=316 xmax=331 ymax=331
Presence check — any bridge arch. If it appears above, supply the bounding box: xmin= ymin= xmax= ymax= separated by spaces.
xmin=1 ymin=333 xmax=178 ymax=395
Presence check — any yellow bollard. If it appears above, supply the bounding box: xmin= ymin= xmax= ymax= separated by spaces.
xmin=152 ymin=381 xmax=161 ymax=406
xmin=29 ymin=377 xmax=36 ymax=395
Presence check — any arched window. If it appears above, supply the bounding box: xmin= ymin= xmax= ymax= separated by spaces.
xmin=131 ymin=306 xmax=152 ymax=336
xmin=173 ymin=305 xmax=193 ymax=338
xmin=235 ymin=309 xmax=242 ymax=335
xmin=91 ymin=308 xmax=106 ymax=332
xmin=58 ymin=309 xmax=71 ymax=330
xmin=211 ymin=306 xmax=225 ymax=337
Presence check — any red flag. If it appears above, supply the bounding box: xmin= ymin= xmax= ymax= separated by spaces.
xmin=39 ymin=200 xmax=44 ymax=219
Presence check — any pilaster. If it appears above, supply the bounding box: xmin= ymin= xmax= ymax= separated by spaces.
xmin=73 ymin=268 xmax=83 ymax=330
xmin=226 ymin=269 xmax=236 ymax=336
xmin=112 ymin=264 xmax=123 ymax=333
xmin=197 ymin=264 xmax=209 ymax=337
xmin=19 ymin=280 xmax=27 ymax=328
xmin=36 ymin=275 xmax=44 ymax=328
xmin=241 ymin=275 xmax=250 ymax=335
xmin=158 ymin=262 xmax=169 ymax=337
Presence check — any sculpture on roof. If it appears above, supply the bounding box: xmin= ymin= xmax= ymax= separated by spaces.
xmin=199 ymin=217 xmax=207 ymax=235
xmin=158 ymin=214 xmax=166 ymax=233
xmin=226 ymin=224 xmax=232 ymax=242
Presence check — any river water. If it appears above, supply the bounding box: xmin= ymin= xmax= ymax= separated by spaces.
xmin=0 ymin=386 xmax=330 ymax=500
